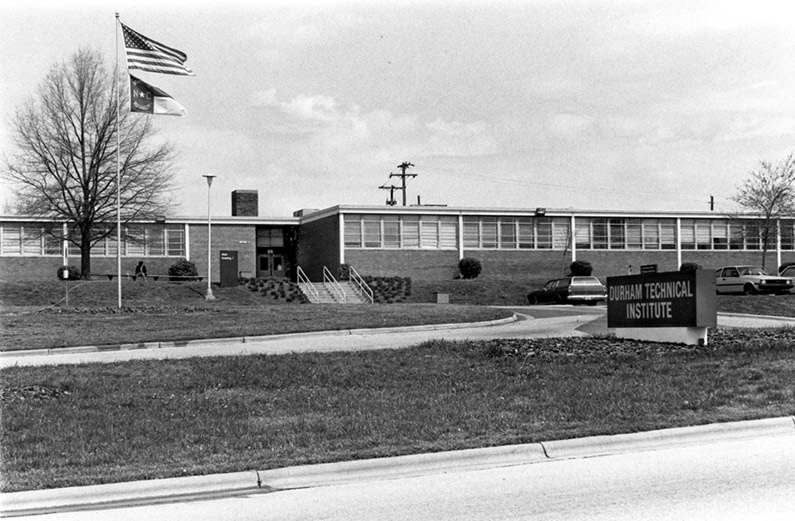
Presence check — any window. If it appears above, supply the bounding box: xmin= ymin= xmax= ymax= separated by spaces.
xmin=643 ymin=220 xmax=659 ymax=250
xmin=592 ymin=219 xmax=607 ymax=249
xmin=660 ymin=220 xmax=676 ymax=249
xmin=626 ymin=220 xmax=642 ymax=250
xmin=383 ymin=218 xmax=400 ymax=248
xmin=420 ymin=216 xmax=439 ymax=248
xmin=575 ymin=219 xmax=590 ymax=249
xmin=166 ymin=226 xmax=184 ymax=256
xmin=480 ymin=218 xmax=498 ymax=248
xmin=344 ymin=216 xmax=362 ymax=248
xmin=363 ymin=217 xmax=381 ymax=248
xmin=712 ymin=222 xmax=728 ymax=249
xmin=536 ymin=219 xmax=552 ymax=249
xmin=518 ymin=219 xmax=534 ymax=249
xmin=609 ymin=219 xmax=625 ymax=249
xmin=500 ymin=219 xmax=516 ymax=249
xmin=2 ymin=226 xmax=21 ymax=254
xmin=402 ymin=216 xmax=420 ymax=248
xmin=439 ymin=217 xmax=457 ymax=249
xmin=463 ymin=218 xmax=479 ymax=248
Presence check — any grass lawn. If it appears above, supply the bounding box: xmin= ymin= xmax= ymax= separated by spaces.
xmin=2 ymin=279 xmax=795 ymax=492
xmin=2 ymin=330 xmax=794 ymax=492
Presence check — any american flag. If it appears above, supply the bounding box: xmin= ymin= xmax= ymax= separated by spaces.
xmin=121 ymin=22 xmax=194 ymax=76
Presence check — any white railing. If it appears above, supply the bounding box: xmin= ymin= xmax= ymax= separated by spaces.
xmin=348 ymin=265 xmax=374 ymax=304
xmin=323 ymin=266 xmax=346 ymax=302
xmin=297 ymin=266 xmax=319 ymax=303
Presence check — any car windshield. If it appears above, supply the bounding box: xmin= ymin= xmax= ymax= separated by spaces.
xmin=738 ymin=267 xmax=767 ymax=276
xmin=571 ymin=277 xmax=601 ymax=285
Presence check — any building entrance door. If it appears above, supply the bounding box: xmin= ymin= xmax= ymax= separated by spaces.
xmin=258 ymin=250 xmax=285 ymax=278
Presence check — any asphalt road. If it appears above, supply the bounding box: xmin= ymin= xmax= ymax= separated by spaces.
xmin=15 ymin=431 xmax=795 ymax=521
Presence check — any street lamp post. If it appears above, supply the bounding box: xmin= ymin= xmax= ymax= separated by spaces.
xmin=203 ymin=174 xmax=217 ymax=300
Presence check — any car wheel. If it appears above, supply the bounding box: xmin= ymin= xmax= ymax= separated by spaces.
xmin=743 ymin=283 xmax=757 ymax=295
xmin=527 ymin=295 xmax=537 ymax=305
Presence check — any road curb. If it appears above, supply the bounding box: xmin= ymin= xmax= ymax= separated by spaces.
xmin=541 ymin=416 xmax=795 ymax=459
xmin=0 ymin=315 xmax=518 ymax=359
xmin=2 ymin=417 xmax=792 ymax=517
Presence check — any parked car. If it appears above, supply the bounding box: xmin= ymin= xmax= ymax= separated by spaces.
xmin=780 ymin=265 xmax=795 ymax=278
xmin=715 ymin=266 xmax=793 ymax=295
xmin=527 ymin=276 xmax=607 ymax=305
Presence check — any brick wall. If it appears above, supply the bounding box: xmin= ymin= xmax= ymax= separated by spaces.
xmin=189 ymin=223 xmax=257 ymax=281
xmin=345 ymin=250 xmax=461 ymax=280
xmin=297 ymin=216 xmax=340 ymax=281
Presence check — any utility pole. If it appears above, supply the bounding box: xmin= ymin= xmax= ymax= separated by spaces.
xmin=709 ymin=195 xmax=714 ymax=211
xmin=379 ymin=184 xmax=399 ymax=206
xmin=390 ymin=162 xmax=417 ymax=206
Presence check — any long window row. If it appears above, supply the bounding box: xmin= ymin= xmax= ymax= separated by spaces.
xmin=0 ymin=224 xmax=186 ymax=257
xmin=346 ymin=215 xmax=795 ymax=251
xmin=345 ymin=215 xmax=458 ymax=249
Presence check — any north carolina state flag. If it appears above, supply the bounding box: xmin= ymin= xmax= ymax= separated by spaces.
xmin=130 ymin=74 xmax=186 ymax=116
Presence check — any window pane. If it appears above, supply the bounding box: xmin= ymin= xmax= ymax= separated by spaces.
xmin=680 ymin=219 xmax=695 ymax=250
xmin=2 ymin=226 xmax=21 ymax=254
xmin=439 ymin=217 xmax=457 ymax=249
xmin=344 ymin=216 xmax=362 ymax=248
xmin=592 ymin=219 xmax=607 ymax=249
xmin=660 ymin=220 xmax=676 ymax=250
xmin=363 ymin=217 xmax=381 ymax=248
xmin=481 ymin=218 xmax=498 ymax=249
xmin=403 ymin=217 xmax=420 ymax=248
xmin=126 ymin=226 xmax=146 ymax=256
xmin=463 ymin=218 xmax=479 ymax=248
xmin=626 ymin=220 xmax=642 ymax=249
xmin=166 ymin=226 xmax=184 ymax=256
xmin=536 ymin=219 xmax=552 ymax=249
xmin=552 ymin=219 xmax=569 ymax=249
xmin=44 ymin=232 xmax=61 ymax=255
xmin=500 ymin=220 xmax=516 ymax=249
xmin=383 ymin=219 xmax=400 ymax=248
xmin=643 ymin=219 xmax=659 ymax=250
xmin=575 ymin=219 xmax=590 ymax=249
xmin=421 ymin=217 xmax=439 ymax=249
xmin=610 ymin=219 xmax=625 ymax=249
xmin=21 ymin=227 xmax=42 ymax=255
xmin=518 ymin=219 xmax=534 ymax=249
xmin=148 ymin=227 xmax=165 ymax=256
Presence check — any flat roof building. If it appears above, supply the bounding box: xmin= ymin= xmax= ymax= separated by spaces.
xmin=2 ymin=195 xmax=793 ymax=282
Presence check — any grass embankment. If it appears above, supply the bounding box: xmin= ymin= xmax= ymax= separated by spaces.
xmin=2 ymin=279 xmax=795 ymax=492
xmin=2 ymin=330 xmax=794 ymax=492
xmin=2 ymin=280 xmax=795 ymax=351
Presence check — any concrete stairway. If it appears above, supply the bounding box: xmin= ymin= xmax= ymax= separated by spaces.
xmin=299 ymin=281 xmax=370 ymax=304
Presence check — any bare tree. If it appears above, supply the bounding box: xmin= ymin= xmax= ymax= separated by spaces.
xmin=731 ymin=154 xmax=795 ymax=269
xmin=4 ymin=48 xmax=175 ymax=279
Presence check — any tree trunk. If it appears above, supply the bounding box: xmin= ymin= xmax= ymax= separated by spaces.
xmin=80 ymin=232 xmax=92 ymax=280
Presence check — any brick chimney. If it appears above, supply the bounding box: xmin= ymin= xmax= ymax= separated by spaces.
xmin=231 ymin=190 xmax=258 ymax=216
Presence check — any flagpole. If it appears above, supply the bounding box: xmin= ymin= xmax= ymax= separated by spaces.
xmin=115 ymin=13 xmax=122 ymax=309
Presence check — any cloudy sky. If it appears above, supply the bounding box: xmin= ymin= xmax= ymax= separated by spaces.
xmin=2 ymin=0 xmax=795 ymax=218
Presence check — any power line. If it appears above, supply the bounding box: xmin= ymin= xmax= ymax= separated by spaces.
xmin=388 ymin=161 xmax=417 ymax=206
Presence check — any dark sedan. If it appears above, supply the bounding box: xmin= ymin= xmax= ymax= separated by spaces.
xmin=527 ymin=276 xmax=607 ymax=305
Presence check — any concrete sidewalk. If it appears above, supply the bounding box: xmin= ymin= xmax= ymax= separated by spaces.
xmin=2 ymin=417 xmax=793 ymax=518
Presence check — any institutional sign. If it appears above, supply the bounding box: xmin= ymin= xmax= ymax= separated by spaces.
xmin=607 ymin=270 xmax=716 ymax=342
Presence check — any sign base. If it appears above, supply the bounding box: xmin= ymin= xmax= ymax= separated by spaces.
xmin=609 ymin=327 xmax=708 ymax=346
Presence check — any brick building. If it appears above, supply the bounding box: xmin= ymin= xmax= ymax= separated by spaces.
xmin=1 ymin=191 xmax=794 ymax=282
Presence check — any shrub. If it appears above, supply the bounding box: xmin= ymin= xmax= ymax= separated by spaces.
xmin=569 ymin=260 xmax=593 ymax=276
xmin=168 ymin=259 xmax=198 ymax=281
xmin=338 ymin=264 xmax=351 ymax=281
xmin=680 ymin=262 xmax=702 ymax=272
xmin=56 ymin=265 xmax=80 ymax=280
xmin=459 ymin=257 xmax=482 ymax=279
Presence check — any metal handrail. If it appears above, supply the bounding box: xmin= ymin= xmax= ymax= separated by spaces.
xmin=297 ymin=266 xmax=319 ymax=303
xmin=348 ymin=265 xmax=374 ymax=304
xmin=323 ymin=266 xmax=346 ymax=302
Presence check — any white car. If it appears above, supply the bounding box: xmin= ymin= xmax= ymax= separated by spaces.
xmin=715 ymin=266 xmax=793 ymax=295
